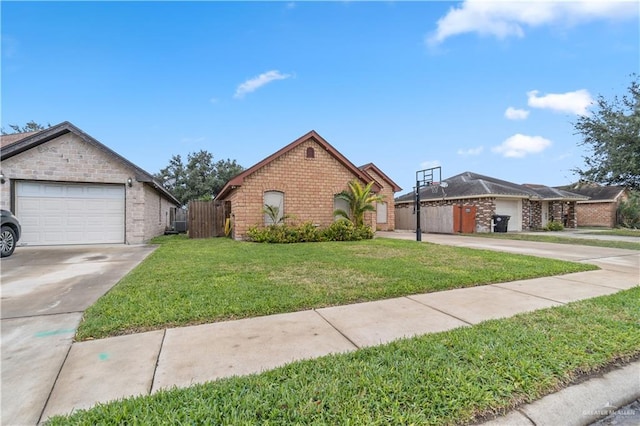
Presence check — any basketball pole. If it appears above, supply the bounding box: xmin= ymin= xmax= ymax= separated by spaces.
xmin=415 ymin=166 xmax=442 ymax=242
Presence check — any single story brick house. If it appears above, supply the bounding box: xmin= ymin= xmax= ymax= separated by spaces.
xmin=556 ymin=183 xmax=629 ymax=228
xmin=216 ymin=130 xmax=401 ymax=240
xmin=394 ymin=171 xmax=587 ymax=233
xmin=0 ymin=121 xmax=180 ymax=245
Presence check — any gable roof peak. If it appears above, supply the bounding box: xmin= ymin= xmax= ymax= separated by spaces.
xmin=217 ymin=130 xmax=382 ymax=199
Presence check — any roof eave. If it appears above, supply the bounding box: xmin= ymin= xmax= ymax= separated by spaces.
xmin=2 ymin=121 xmax=180 ymax=206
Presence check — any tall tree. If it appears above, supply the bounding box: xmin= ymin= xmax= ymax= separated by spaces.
xmin=334 ymin=180 xmax=384 ymax=227
xmin=157 ymin=154 xmax=188 ymax=204
xmin=574 ymin=75 xmax=640 ymax=190
xmin=212 ymin=158 xmax=244 ymax=196
xmin=155 ymin=150 xmax=243 ymax=206
xmin=1 ymin=120 xmax=50 ymax=135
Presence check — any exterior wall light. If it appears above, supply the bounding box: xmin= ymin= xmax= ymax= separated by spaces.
xmin=127 ymin=177 xmax=133 ymax=187
xmin=0 ymin=172 xmax=5 ymax=184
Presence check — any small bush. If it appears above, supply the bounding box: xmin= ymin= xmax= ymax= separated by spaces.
xmin=544 ymin=221 xmax=564 ymax=231
xmin=247 ymin=220 xmax=374 ymax=243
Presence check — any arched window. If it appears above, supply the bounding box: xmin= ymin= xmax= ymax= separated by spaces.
xmin=306 ymin=147 xmax=315 ymax=159
xmin=264 ymin=191 xmax=284 ymax=225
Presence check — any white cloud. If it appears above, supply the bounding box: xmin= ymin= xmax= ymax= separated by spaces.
xmin=234 ymin=70 xmax=292 ymax=99
xmin=527 ymin=89 xmax=593 ymax=115
xmin=504 ymin=107 xmax=530 ymax=120
xmin=492 ymin=134 xmax=552 ymax=158
xmin=209 ymin=97 xmax=219 ymax=104
xmin=457 ymin=146 xmax=484 ymax=156
xmin=428 ymin=0 xmax=636 ymax=45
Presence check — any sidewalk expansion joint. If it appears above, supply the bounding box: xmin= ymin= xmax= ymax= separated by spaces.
xmin=489 ymin=284 xmax=568 ymax=305
xmin=557 ymin=273 xmax=639 ymax=290
xmin=38 ymin=338 xmax=74 ymax=425
xmin=313 ymin=310 xmax=361 ymax=349
xmin=517 ymin=408 xmax=537 ymax=425
xmin=405 ymin=296 xmax=473 ymax=326
xmin=149 ymin=328 xmax=167 ymax=395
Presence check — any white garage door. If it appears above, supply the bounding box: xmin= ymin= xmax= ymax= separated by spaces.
xmin=494 ymin=199 xmax=522 ymax=232
xmin=16 ymin=181 xmax=125 ymax=246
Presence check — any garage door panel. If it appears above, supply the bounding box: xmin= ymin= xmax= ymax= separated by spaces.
xmin=16 ymin=182 xmax=125 ymax=246
xmin=495 ymin=200 xmax=522 ymax=232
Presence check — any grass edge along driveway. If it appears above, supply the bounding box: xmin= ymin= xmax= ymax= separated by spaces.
xmin=49 ymin=288 xmax=640 ymax=425
xmin=77 ymin=236 xmax=596 ymax=340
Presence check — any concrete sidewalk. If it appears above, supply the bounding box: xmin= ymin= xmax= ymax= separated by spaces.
xmin=39 ymin=234 xmax=639 ymax=424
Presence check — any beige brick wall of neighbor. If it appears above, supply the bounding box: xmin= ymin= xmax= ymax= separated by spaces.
xmin=230 ymin=140 xmax=368 ymax=239
xmin=576 ymin=202 xmax=617 ymax=227
xmin=0 ymin=133 xmax=172 ymax=244
xmin=142 ymin=184 xmax=174 ymax=242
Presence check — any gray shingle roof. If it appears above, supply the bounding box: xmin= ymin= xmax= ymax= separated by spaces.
xmin=555 ymin=183 xmax=626 ymax=202
xmin=1 ymin=121 xmax=180 ymax=205
xmin=395 ymin=171 xmax=588 ymax=203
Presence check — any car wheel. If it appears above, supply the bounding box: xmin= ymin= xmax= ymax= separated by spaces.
xmin=0 ymin=225 xmax=17 ymax=257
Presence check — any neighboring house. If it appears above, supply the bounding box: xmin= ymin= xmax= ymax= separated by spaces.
xmin=0 ymin=121 xmax=180 ymax=245
xmin=394 ymin=171 xmax=587 ymax=233
xmin=216 ymin=130 xmax=401 ymax=240
xmin=556 ymin=183 xmax=629 ymax=228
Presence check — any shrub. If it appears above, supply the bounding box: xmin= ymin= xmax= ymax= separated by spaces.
xmin=544 ymin=221 xmax=564 ymax=231
xmin=246 ymin=220 xmax=374 ymax=243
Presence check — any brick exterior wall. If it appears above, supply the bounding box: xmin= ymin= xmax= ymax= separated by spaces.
xmin=529 ymin=201 xmax=543 ymax=229
xmin=549 ymin=201 xmax=577 ymax=228
xmin=395 ymin=197 xmax=579 ymax=232
xmin=0 ymin=132 xmax=175 ymax=244
xmin=363 ymin=168 xmax=396 ymax=231
xmin=576 ymin=201 xmax=617 ymax=227
xmin=227 ymin=139 xmax=393 ymax=239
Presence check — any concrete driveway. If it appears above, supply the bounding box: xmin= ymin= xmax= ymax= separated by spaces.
xmin=1 ymin=244 xmax=156 ymax=426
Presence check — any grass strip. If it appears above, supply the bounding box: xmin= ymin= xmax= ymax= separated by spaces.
xmin=49 ymin=287 xmax=640 ymax=425
xmin=76 ymin=236 xmax=595 ymax=340
xmin=468 ymin=232 xmax=640 ymax=250
xmin=582 ymin=229 xmax=640 ymax=237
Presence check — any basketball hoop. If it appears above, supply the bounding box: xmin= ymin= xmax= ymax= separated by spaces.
xmin=415 ymin=166 xmax=443 ymax=241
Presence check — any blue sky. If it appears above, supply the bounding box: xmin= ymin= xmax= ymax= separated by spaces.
xmin=2 ymin=1 xmax=638 ymax=196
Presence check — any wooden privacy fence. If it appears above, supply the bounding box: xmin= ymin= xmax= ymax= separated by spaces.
xmin=188 ymin=200 xmax=230 ymax=238
xmin=395 ymin=205 xmax=477 ymax=233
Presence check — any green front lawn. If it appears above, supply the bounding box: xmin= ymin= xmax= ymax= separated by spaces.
xmin=469 ymin=232 xmax=640 ymax=250
xmin=77 ymin=236 xmax=596 ymax=340
xmin=50 ymin=288 xmax=640 ymax=425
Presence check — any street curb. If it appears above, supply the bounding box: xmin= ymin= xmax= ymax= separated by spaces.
xmin=479 ymin=360 xmax=640 ymax=426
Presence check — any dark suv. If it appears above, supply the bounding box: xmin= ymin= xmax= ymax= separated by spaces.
xmin=1 ymin=209 xmax=21 ymax=257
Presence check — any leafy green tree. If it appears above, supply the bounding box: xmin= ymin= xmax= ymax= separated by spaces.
xmin=334 ymin=180 xmax=384 ymax=227
xmin=212 ymin=158 xmax=244 ymax=195
xmin=156 ymin=150 xmax=243 ymax=206
xmin=1 ymin=120 xmax=50 ymax=134
xmin=617 ymin=190 xmax=640 ymax=229
xmin=574 ymin=75 xmax=640 ymax=190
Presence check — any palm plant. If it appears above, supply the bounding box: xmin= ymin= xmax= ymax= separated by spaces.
xmin=334 ymin=180 xmax=384 ymax=227
xmin=263 ymin=204 xmax=286 ymax=225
